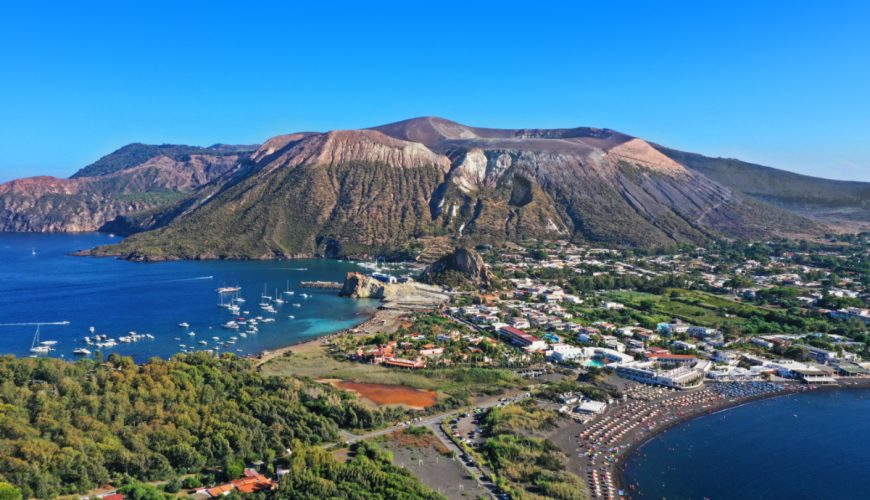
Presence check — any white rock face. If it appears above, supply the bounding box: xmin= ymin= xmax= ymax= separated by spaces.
xmin=451 ymin=149 xmax=488 ymax=194
xmin=258 ymin=130 xmax=452 ymax=174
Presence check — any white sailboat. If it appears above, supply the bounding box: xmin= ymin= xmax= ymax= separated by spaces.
xmin=29 ymin=326 xmax=51 ymax=354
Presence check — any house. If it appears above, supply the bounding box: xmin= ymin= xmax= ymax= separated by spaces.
xmin=420 ymin=346 xmax=444 ymax=357
xmin=672 ymin=340 xmax=697 ymax=352
xmin=751 ymin=337 xmax=774 ymax=349
xmin=231 ymin=472 xmax=278 ymax=494
xmin=206 ymin=484 xmax=235 ymax=497
xmin=510 ymin=317 xmax=531 ymax=329
xmin=712 ymin=350 xmax=733 ymax=363
xmin=797 ymin=344 xmax=858 ymax=364
xmin=830 ymin=308 xmax=870 ymax=324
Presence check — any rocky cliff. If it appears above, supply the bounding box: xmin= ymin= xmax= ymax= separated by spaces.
xmin=422 ymin=247 xmax=493 ymax=286
xmin=339 ymin=272 xmax=390 ymax=298
xmin=0 ymin=144 xmax=255 ymax=232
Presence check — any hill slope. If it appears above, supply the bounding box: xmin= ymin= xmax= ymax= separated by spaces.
xmin=0 ymin=144 xmax=255 ymax=232
xmin=89 ymin=118 xmax=818 ymax=260
xmin=656 ymin=146 xmax=870 ymax=224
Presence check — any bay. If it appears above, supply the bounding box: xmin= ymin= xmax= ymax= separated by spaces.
xmin=0 ymin=232 xmax=380 ymax=362
xmin=623 ymin=387 xmax=870 ymax=499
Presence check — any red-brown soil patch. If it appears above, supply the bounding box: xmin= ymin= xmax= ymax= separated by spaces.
xmin=329 ymin=380 xmax=437 ymax=409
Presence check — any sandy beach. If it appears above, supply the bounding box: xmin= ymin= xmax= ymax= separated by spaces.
xmin=604 ymin=378 xmax=870 ymax=498
xmin=253 ymin=281 xmax=448 ymax=367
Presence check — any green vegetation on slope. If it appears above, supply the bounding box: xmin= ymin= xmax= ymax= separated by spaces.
xmin=72 ymin=143 xmax=256 ymax=178
xmin=0 ymin=352 xmax=402 ymax=498
xmin=480 ymin=401 xmax=588 ymax=499
xmin=277 ymin=441 xmax=443 ymax=499
xmin=91 ymin=160 xmax=449 ymax=260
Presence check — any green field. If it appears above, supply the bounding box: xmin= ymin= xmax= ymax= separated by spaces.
xmin=260 ymin=347 xmax=524 ymax=402
xmin=600 ymin=288 xmax=777 ymax=331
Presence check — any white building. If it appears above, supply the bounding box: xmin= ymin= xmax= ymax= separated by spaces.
xmin=546 ymin=344 xmax=588 ymax=363
xmin=616 ymin=361 xmax=706 ymax=389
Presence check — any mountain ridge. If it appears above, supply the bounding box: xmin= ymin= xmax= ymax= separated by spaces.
xmin=4 ymin=117 xmax=866 ymax=258
xmin=0 ymin=143 xmax=255 ymax=232
xmin=84 ymin=118 xmax=823 ymax=261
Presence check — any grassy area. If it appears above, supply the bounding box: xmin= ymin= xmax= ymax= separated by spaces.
xmin=260 ymin=346 xmax=524 ymax=401
xmin=601 ymin=288 xmax=776 ymax=330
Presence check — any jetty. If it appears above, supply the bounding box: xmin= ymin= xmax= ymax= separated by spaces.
xmin=299 ymin=281 xmax=343 ymax=289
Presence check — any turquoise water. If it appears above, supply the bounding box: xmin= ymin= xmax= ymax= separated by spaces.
xmin=0 ymin=233 xmax=380 ymax=362
xmin=585 ymin=359 xmax=604 ymax=368
xmin=623 ymin=387 xmax=870 ymax=499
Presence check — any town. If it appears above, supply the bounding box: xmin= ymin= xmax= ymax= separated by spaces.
xmin=254 ymin=235 xmax=870 ymax=499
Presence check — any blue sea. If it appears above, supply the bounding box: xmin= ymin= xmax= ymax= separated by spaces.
xmin=0 ymin=233 xmax=381 ymax=362
xmin=623 ymin=387 xmax=870 ymax=499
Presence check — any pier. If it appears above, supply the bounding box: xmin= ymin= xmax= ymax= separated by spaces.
xmin=299 ymin=281 xmax=343 ymax=289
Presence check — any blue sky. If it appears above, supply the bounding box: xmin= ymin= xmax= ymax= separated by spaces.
xmin=1 ymin=1 xmax=868 ymax=182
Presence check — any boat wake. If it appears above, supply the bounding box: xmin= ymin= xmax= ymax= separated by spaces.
xmin=0 ymin=321 xmax=70 ymax=326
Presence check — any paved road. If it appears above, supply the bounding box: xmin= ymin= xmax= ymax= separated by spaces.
xmin=338 ymin=391 xmax=532 ymax=499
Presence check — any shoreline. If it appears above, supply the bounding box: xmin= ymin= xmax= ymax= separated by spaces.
xmin=252 ymin=281 xmax=447 ymax=367
xmin=251 ymin=305 xmax=395 ymax=367
xmin=613 ymin=378 xmax=870 ymax=497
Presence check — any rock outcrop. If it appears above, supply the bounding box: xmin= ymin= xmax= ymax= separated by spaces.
xmin=422 ymin=247 xmax=493 ymax=286
xmin=339 ymin=272 xmax=389 ymax=298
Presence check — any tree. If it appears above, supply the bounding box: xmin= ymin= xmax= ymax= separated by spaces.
xmin=0 ymin=482 xmax=22 ymax=500
xmin=223 ymin=457 xmax=245 ymax=481
xmin=163 ymin=477 xmax=181 ymax=493
xmin=530 ymin=248 xmax=548 ymax=261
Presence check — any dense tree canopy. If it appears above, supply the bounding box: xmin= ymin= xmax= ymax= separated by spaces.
xmin=0 ymin=353 xmax=390 ymax=498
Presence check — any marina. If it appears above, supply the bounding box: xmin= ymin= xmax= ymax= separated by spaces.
xmin=0 ymin=233 xmax=380 ymax=362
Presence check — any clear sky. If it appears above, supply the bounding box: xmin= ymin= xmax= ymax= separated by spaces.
xmin=1 ymin=0 xmax=868 ymax=182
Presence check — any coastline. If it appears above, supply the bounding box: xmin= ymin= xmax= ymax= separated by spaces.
xmin=252 ymin=280 xmax=449 ymax=368
xmin=613 ymin=378 xmax=870 ymax=497
xmin=251 ymin=305 xmax=400 ymax=367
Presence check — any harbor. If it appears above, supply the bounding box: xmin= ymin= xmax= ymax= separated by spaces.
xmin=0 ymin=233 xmax=382 ymax=362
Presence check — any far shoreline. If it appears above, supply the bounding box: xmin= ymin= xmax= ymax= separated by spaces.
xmin=614 ymin=378 xmax=870 ymax=497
